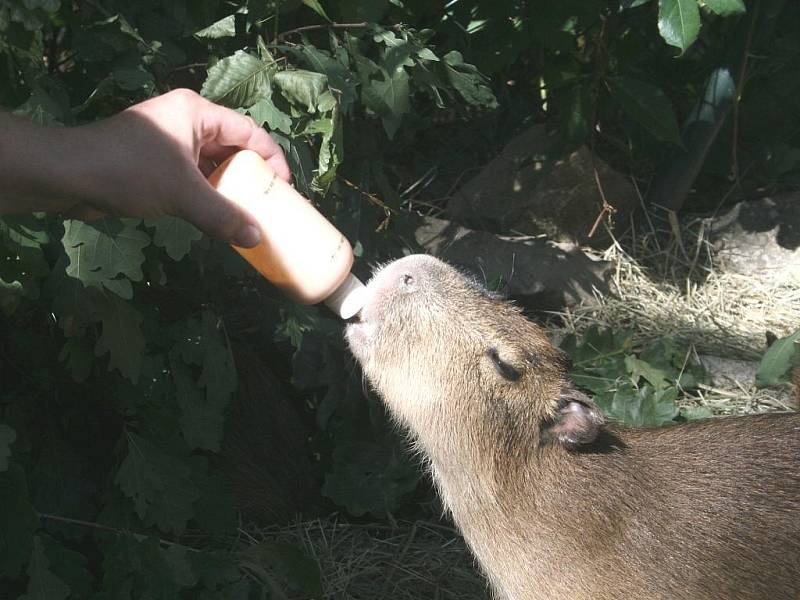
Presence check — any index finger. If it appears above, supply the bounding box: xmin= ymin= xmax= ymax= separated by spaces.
xmin=200 ymin=101 xmax=292 ymax=182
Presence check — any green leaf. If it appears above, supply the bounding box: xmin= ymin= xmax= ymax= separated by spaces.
xmin=0 ymin=424 xmax=15 ymax=472
xmin=62 ymin=219 xmax=150 ymax=299
xmin=13 ymin=88 xmax=66 ymax=124
xmin=95 ymin=293 xmax=145 ymax=382
xmin=312 ymin=109 xmax=342 ymax=191
xmin=241 ymin=540 xmax=322 ymax=597
xmin=625 ymin=355 xmax=670 ymax=390
xmin=756 ymin=329 xmax=800 ymax=387
xmin=290 ymin=45 xmax=359 ymax=112
xmin=641 ymin=387 xmax=681 ymax=427
xmin=0 ymin=463 xmax=38 ymax=578
xmin=247 ymin=96 xmax=292 ymax=134
xmin=417 ymin=47 xmax=439 ymax=61
xmin=58 ymin=337 xmax=94 ymax=382
xmin=681 ymin=405 xmax=714 ymax=420
xmin=19 ymin=536 xmax=71 ymax=600
xmin=100 ymin=536 xmax=198 ymax=597
xmin=162 ymin=544 xmax=198 ymax=589
xmin=363 ymin=66 xmax=410 ymax=138
xmin=39 ymin=534 xmax=92 ymax=598
xmin=114 ymin=433 xmax=199 ymax=534
xmin=114 ymin=433 xmax=166 ymax=518
xmin=201 ymin=50 xmax=274 ymax=107
xmin=0 ymin=215 xmax=50 ymax=297
xmin=323 ymin=441 xmax=419 ymax=516
xmin=0 ymin=278 xmax=23 ymax=315
xmin=48 ymin=265 xmax=102 ymax=332
xmin=165 ymin=312 xmax=236 ymax=451
xmin=595 ymin=383 xmax=679 ymax=428
xmin=383 ymin=41 xmax=416 ymax=74
xmin=703 ymin=0 xmax=746 ymax=16
xmin=195 ymin=14 xmax=236 ymax=39
xmin=171 ymin=359 xmax=226 ymax=452
xmin=112 ymin=67 xmax=154 ymax=91
xmin=145 ymin=217 xmax=203 ymax=262
xmin=31 ymin=446 xmax=97 ymax=541
xmin=96 ymin=13 xmax=145 ymax=45
xmin=441 ymin=51 xmax=498 ymax=108
xmin=198 ymin=312 xmax=237 ymax=404
xmin=273 ymin=69 xmax=329 ymax=113
xmin=658 ymin=0 xmax=701 ymax=53
xmin=608 ymin=76 xmax=683 ymax=145
xmin=300 ymin=0 xmax=330 ymax=21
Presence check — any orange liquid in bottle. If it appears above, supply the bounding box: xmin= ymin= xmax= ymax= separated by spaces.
xmin=208 ymin=150 xmax=365 ymax=318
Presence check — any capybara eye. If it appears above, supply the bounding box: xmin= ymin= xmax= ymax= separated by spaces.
xmin=486 ymin=347 xmax=521 ymax=382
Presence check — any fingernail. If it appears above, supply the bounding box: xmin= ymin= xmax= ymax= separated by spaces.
xmin=233 ymin=225 xmax=261 ymax=248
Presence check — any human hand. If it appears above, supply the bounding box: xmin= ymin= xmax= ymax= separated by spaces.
xmin=71 ymin=88 xmax=291 ymax=247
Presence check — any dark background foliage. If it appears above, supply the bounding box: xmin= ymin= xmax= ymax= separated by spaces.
xmin=1 ymin=0 xmax=798 ymax=596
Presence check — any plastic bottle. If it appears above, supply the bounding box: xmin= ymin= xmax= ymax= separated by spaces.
xmin=208 ymin=150 xmax=367 ymax=319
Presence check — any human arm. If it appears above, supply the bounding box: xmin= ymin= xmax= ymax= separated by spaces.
xmin=0 ymin=88 xmax=291 ymax=247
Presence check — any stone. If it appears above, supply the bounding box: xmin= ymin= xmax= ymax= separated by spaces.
xmin=446 ymin=125 xmax=638 ymax=246
xmin=708 ymin=193 xmax=800 ymax=284
xmin=415 ymin=216 xmax=610 ymax=311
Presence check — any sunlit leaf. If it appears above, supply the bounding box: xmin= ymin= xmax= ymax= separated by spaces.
xmin=658 ymin=0 xmax=701 ymax=53
xmin=756 ymin=329 xmax=800 ymax=387
xmin=201 ymin=50 xmax=274 ymax=107
xmin=703 ymin=0 xmax=745 ymax=16
xmin=195 ymin=14 xmax=236 ymax=39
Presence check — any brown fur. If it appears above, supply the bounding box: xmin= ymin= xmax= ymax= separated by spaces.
xmin=346 ymin=254 xmax=800 ymax=600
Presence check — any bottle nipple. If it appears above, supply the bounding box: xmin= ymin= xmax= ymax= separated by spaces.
xmin=324 ymin=272 xmax=367 ymax=319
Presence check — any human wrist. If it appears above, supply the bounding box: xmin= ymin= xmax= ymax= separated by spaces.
xmin=0 ymin=113 xmax=100 ymax=215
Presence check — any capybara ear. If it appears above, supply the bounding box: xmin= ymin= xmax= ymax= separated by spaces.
xmin=544 ymin=388 xmax=604 ymax=446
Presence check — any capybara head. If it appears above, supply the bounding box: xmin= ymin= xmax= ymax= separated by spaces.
xmin=346 ymin=254 xmax=603 ymax=458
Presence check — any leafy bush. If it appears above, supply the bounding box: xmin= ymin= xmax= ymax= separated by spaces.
xmin=562 ymin=326 xmax=711 ymax=427
xmin=1 ymin=0 xmax=796 ymax=596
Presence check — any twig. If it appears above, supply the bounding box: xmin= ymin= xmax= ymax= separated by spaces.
xmin=276 ymin=21 xmax=372 ymax=41
xmin=170 ymin=62 xmax=209 ymax=73
xmin=338 ymin=176 xmax=395 ymax=232
xmin=730 ymin=0 xmax=760 ymax=185
xmin=37 ymin=512 xmax=200 ymax=552
xmin=587 ymin=163 xmax=618 ymax=239
xmin=586 ymin=15 xmax=617 ymax=239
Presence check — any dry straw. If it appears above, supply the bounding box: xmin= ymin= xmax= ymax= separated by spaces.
xmin=556 ymin=206 xmax=799 ymax=414
xmin=240 ymin=518 xmax=489 ymax=600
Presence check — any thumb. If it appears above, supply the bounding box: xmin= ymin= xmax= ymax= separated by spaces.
xmin=178 ymin=174 xmax=262 ymax=248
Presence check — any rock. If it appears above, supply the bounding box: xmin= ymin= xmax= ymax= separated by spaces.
xmin=708 ymin=194 xmax=800 ymax=284
xmin=415 ymin=216 xmax=610 ymax=310
xmin=446 ymin=125 xmax=638 ymax=246
xmin=698 ymin=355 xmax=798 ymax=410
xmin=698 ymin=355 xmax=759 ymax=390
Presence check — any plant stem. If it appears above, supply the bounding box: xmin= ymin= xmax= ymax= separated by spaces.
xmin=276 ymin=21 xmax=372 ymax=41
xmin=37 ymin=512 xmax=200 ymax=552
